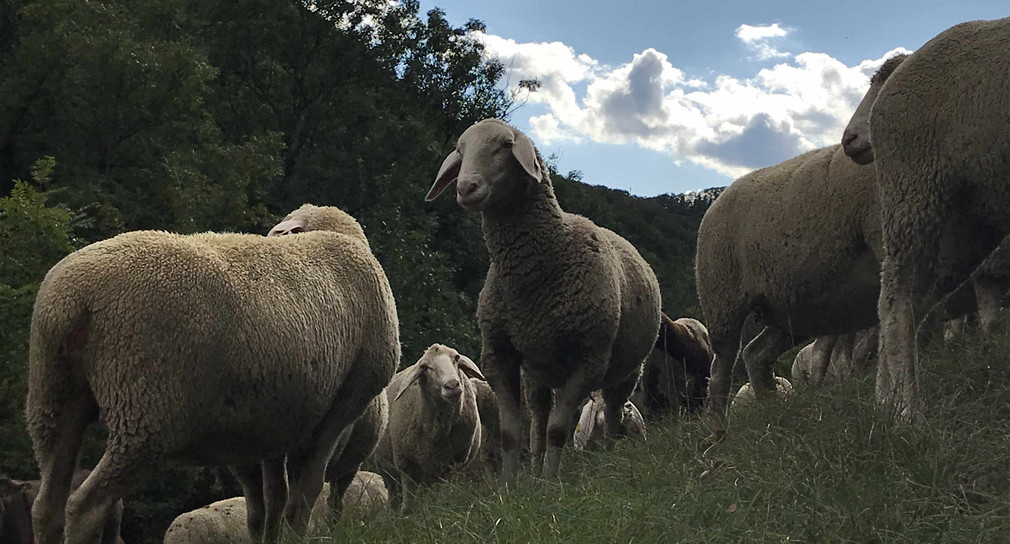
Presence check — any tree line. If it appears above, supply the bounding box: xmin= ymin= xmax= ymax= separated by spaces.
xmin=0 ymin=0 xmax=719 ymax=539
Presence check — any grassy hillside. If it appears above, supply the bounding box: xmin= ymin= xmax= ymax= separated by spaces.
xmin=307 ymin=325 xmax=1010 ymax=543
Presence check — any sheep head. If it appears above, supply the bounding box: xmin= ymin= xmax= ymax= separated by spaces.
xmin=393 ymin=344 xmax=486 ymax=405
xmin=267 ymin=204 xmax=368 ymax=247
xmin=842 ymin=54 xmax=909 ymax=165
xmin=426 ymin=119 xmax=543 ymax=212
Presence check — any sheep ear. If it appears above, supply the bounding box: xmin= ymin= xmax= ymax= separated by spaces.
xmin=426 ymin=150 xmax=462 ymax=201
xmin=392 ymin=365 xmax=424 ymax=402
xmin=267 ymin=217 xmax=307 ymax=237
xmin=457 ymin=355 xmax=486 ymax=381
xmin=512 ymin=132 xmax=542 ymax=183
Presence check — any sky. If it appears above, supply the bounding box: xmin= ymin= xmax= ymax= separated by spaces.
xmin=415 ymin=0 xmax=1008 ymax=196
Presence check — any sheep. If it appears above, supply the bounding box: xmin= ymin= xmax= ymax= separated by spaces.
xmin=697 ymin=144 xmax=883 ymax=415
xmin=730 ymin=377 xmax=793 ymax=410
xmin=632 ymin=313 xmax=713 ymax=419
xmin=27 ymin=204 xmax=399 ymax=544
xmin=164 ymin=473 xmax=389 ymax=543
xmin=1 ymin=470 xmax=122 ymax=544
xmin=790 ymin=326 xmax=878 ymax=387
xmin=373 ymin=344 xmax=486 ymax=513
xmin=839 ymin=17 xmax=1010 ymax=418
xmin=572 ymin=392 xmax=647 ymax=452
xmin=425 ymin=118 xmax=662 ymax=485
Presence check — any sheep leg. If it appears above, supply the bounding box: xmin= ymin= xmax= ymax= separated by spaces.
xmin=328 ymin=469 xmax=357 ymax=521
xmin=484 ymin=349 xmax=522 ymax=489
xmin=29 ymin=392 xmax=96 ymax=544
xmin=601 ymin=369 xmax=641 ymax=438
xmin=705 ymin=315 xmax=745 ymax=416
xmin=62 ymin=436 xmax=145 ymax=544
xmin=525 ymin=380 xmax=552 ymax=473
xmin=741 ymin=326 xmax=794 ymax=396
xmin=973 ymin=275 xmax=1005 ymax=333
xmin=808 ymin=336 xmax=837 ymax=386
xmin=283 ymin=377 xmax=377 ymax=534
xmin=261 ymin=456 xmax=288 ymax=542
xmin=542 ymin=365 xmax=599 ymax=480
xmin=876 ymin=283 xmax=922 ymax=422
xmin=232 ymin=463 xmax=268 ymax=541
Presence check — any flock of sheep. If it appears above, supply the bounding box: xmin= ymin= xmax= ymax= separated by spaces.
xmin=2 ymin=15 xmax=1008 ymax=544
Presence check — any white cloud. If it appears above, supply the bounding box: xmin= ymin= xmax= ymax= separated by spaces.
xmin=736 ymin=23 xmax=788 ymax=43
xmin=474 ymin=29 xmax=912 ymax=179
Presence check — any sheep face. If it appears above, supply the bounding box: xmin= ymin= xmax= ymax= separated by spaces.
xmin=426 ymin=119 xmax=542 ymax=212
xmin=842 ymin=54 xmax=909 ymax=165
xmin=393 ymin=345 xmax=486 ymax=405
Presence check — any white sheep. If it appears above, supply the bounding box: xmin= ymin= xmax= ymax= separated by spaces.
xmin=469 ymin=377 xmax=502 ymax=475
xmin=696 ymin=144 xmax=882 ymax=415
xmin=730 ymin=377 xmax=794 ymax=410
xmin=164 ymin=473 xmax=389 ymax=543
xmin=839 ymin=17 xmax=1010 ymax=418
xmin=373 ymin=344 xmax=485 ymax=513
xmin=791 ymin=326 xmax=878 ymax=387
xmin=425 ymin=118 xmax=662 ymax=484
xmin=27 ymin=204 xmax=399 ymax=544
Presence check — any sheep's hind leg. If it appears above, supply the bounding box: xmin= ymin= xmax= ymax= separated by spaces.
xmin=63 ymin=435 xmax=149 ymax=544
xmin=741 ymin=326 xmax=794 ymax=397
xmin=29 ymin=393 xmax=96 ymax=544
xmin=601 ymin=366 xmax=641 ymax=436
xmin=232 ymin=463 xmax=268 ymax=541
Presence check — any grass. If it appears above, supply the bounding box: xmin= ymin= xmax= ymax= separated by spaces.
xmin=303 ymin=326 xmax=1010 ymax=543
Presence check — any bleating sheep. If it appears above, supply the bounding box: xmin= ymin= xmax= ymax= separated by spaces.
xmin=697 ymin=144 xmax=883 ymax=415
xmin=632 ymin=313 xmax=713 ymax=419
xmin=731 ymin=377 xmax=794 ymax=410
xmin=1 ymin=469 xmax=122 ymax=544
xmin=790 ymin=326 xmax=878 ymax=387
xmin=840 ymin=17 xmax=1010 ymax=418
xmin=27 ymin=204 xmax=399 ymax=544
xmin=425 ymin=118 xmax=661 ymax=484
xmin=374 ymin=344 xmax=485 ymax=513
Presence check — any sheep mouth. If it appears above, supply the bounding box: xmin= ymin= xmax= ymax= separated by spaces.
xmin=844 ymin=143 xmax=875 ymax=165
xmin=456 ymin=188 xmax=489 ymax=210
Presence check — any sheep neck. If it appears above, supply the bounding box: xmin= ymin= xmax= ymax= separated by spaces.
xmin=480 ymin=181 xmax=567 ymax=280
xmin=420 ymin=389 xmax=462 ymax=434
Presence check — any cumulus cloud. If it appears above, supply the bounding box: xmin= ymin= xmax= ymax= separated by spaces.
xmin=474 ymin=28 xmax=912 ymax=178
xmin=736 ymin=23 xmax=791 ymax=60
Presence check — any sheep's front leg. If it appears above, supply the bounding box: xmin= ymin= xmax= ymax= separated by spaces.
xmin=876 ymin=278 xmax=922 ymax=423
xmin=542 ymin=364 xmax=599 ymax=480
xmin=525 ymin=380 xmax=552 ymax=472
xmin=484 ymin=346 xmax=522 ymax=490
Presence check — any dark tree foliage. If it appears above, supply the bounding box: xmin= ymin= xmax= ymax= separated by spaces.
xmin=0 ymin=1 xmax=717 ymax=541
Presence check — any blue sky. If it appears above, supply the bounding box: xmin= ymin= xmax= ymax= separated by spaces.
xmin=417 ymin=0 xmax=1008 ymax=196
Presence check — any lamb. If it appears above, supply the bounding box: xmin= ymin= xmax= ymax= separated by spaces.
xmin=632 ymin=313 xmax=713 ymax=419
xmin=790 ymin=326 xmax=878 ymax=387
xmin=373 ymin=344 xmax=485 ymax=512
xmin=27 ymin=204 xmax=399 ymax=544
xmin=1 ymin=470 xmax=122 ymax=544
xmin=425 ymin=118 xmax=662 ymax=484
xmin=696 ymin=144 xmax=883 ymax=415
xmin=839 ymin=17 xmax=1010 ymax=418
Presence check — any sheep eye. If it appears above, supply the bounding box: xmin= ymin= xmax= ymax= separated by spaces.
xmin=454 ymin=354 xmax=460 ymax=363
xmin=502 ymin=139 xmax=515 ymax=148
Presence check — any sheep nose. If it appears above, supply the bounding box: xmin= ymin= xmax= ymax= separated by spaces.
xmin=457 ymin=179 xmax=477 ymax=199
xmin=443 ymin=379 xmax=461 ymax=397
xmin=841 ymin=130 xmax=857 ymax=147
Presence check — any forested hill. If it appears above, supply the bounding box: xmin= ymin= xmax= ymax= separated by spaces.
xmin=0 ymin=0 xmax=722 ymax=539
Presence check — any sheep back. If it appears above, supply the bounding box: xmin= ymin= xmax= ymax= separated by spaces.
xmin=696 ymin=144 xmax=881 ymax=339
xmin=29 ymin=226 xmax=398 ymax=466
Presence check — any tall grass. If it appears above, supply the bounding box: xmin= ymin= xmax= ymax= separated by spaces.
xmin=307 ymin=327 xmax=1010 ymax=543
